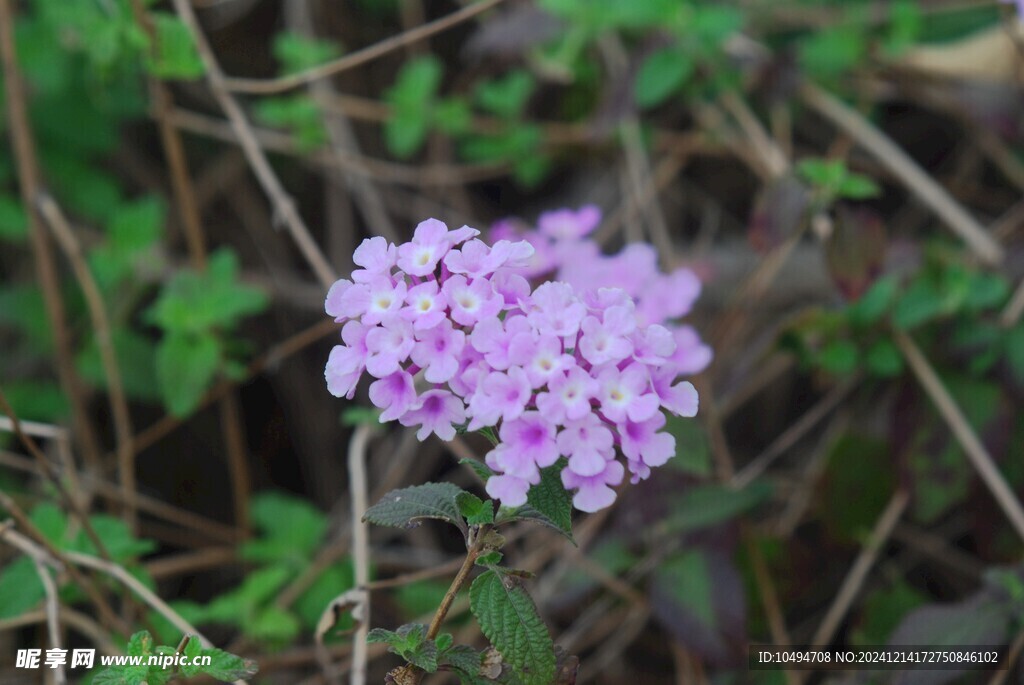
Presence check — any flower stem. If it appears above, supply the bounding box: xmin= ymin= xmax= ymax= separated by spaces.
xmin=426 ymin=525 xmax=489 ymax=640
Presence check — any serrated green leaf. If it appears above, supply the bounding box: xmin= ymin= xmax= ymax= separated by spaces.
xmin=504 ymin=462 xmax=574 ymax=542
xmin=155 ymin=332 xmax=220 ymax=417
xmin=476 ymin=551 xmax=504 ymax=567
xmin=457 ymin=492 xmax=494 ymax=525
xmin=461 ymin=458 xmax=495 ymax=482
xmin=440 ymin=644 xmax=483 ymax=679
xmin=363 ymin=483 xmax=468 ymax=532
xmin=634 ymin=47 xmax=692 ymax=108
xmin=184 ymin=643 xmax=260 ymax=682
xmin=469 ymin=570 xmax=555 ymax=685
xmin=368 ymin=623 xmax=439 ymax=672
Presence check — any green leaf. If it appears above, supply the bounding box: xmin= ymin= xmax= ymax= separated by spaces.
xmin=652 ymin=550 xmax=715 ymax=630
xmin=664 ymin=415 xmax=712 ymax=476
xmin=368 ymin=623 xmax=439 ymax=672
xmin=363 ymin=483 xmax=468 ymax=532
xmin=799 ymin=24 xmax=866 ymax=79
xmin=147 ymin=13 xmax=204 ymax=79
xmin=433 ymin=98 xmax=472 ymax=135
xmin=0 ymin=557 xmax=45 ymax=618
xmin=461 ymin=458 xmax=495 ymax=482
xmin=146 ymin=248 xmax=268 ymax=334
xmin=155 ymin=332 xmax=220 ymax=417
xmin=248 ymin=605 xmax=301 ymax=644
xmin=386 ymin=110 xmax=430 ymax=159
xmin=475 ymin=551 xmax=504 ymax=567
xmin=440 ymin=644 xmax=483 ymax=680
xmin=107 ymin=195 xmax=164 ymax=252
xmin=817 ymin=338 xmax=859 ymax=374
xmin=663 ymin=482 xmax=772 ymax=533
xmin=241 ymin=491 xmax=328 ymax=566
xmin=457 ymin=492 xmax=495 ymax=525
xmin=892 ymin=277 xmax=947 ymax=329
xmin=341 ymin=406 xmax=381 ymax=426
xmin=837 ymin=173 xmax=880 ymax=199
xmin=496 ymin=462 xmax=574 ymax=543
xmin=469 ymin=570 xmax=555 ymax=685
xmin=0 ymin=195 xmax=27 ymax=241
xmin=634 ymin=47 xmax=692 ymax=108
xmin=865 ymin=338 xmax=903 ymax=377
xmin=75 ymin=328 xmax=160 ymax=401
xmin=272 ymin=32 xmax=341 ymax=74
xmin=69 ymin=515 xmax=156 ymax=560
xmin=180 ymin=639 xmax=260 ymax=682
xmin=846 ymin=275 xmax=898 ymax=326
xmin=474 ymin=70 xmax=535 ymax=119
xmin=384 ymin=56 xmax=443 ymax=158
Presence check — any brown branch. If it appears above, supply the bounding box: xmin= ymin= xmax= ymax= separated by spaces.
xmin=0 ymin=0 xmax=101 ymax=469
xmin=168 ymin=0 xmax=337 ymax=289
xmin=222 ymin=0 xmax=507 ymax=95
xmin=36 ymin=194 xmax=138 ymax=531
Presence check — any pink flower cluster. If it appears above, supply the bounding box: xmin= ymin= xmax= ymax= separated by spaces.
xmin=325 ymin=212 xmax=706 ymax=513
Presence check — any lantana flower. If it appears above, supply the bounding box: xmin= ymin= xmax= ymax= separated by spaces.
xmin=325 ymin=211 xmax=709 ymax=512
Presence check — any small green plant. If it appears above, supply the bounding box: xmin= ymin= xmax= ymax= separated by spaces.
xmin=91 ymin=631 xmax=257 ymax=684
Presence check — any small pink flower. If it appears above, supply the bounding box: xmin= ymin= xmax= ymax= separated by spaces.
xmin=467 ymin=366 xmax=531 ymax=430
xmin=500 ymin=411 xmax=560 ymax=470
xmin=651 ymin=369 xmax=698 ymax=417
xmin=561 ymin=459 xmax=624 ymax=512
xmin=558 ymin=414 xmax=614 ymax=477
xmin=579 ymin=305 xmax=636 ymax=367
xmin=325 ymin=321 xmax=370 ymax=399
xmin=508 ymin=333 xmax=575 ymax=388
xmin=369 ymin=370 xmax=417 ymax=421
xmin=536 ymin=366 xmax=599 ymax=424
xmin=351 ymin=237 xmax=397 ymax=283
xmin=359 ymin=277 xmax=408 ymax=326
xmin=401 ymin=281 xmax=447 ymax=330
xmin=469 ymin=315 xmax=531 ymax=371
xmin=596 ymin=363 xmax=660 ymax=423
xmin=619 ymin=412 xmax=675 ymax=470
xmin=442 ymin=276 xmax=503 ymax=327
xmin=668 ymin=325 xmax=713 ymax=375
xmin=526 ymin=282 xmax=587 ymax=340
xmin=325 ymin=279 xmax=355 ymax=322
xmin=411 ymin=319 xmax=466 ymax=384
xmin=631 ymin=324 xmax=676 ymax=365
xmin=485 ymin=472 xmax=532 ymax=507
xmin=399 ymin=389 xmax=466 ymax=441
xmin=364 ymin=316 xmax=415 ymax=377
xmin=537 ymin=205 xmax=601 ymax=240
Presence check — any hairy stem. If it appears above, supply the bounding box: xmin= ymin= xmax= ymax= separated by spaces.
xmin=426 ymin=526 xmax=489 ymax=641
